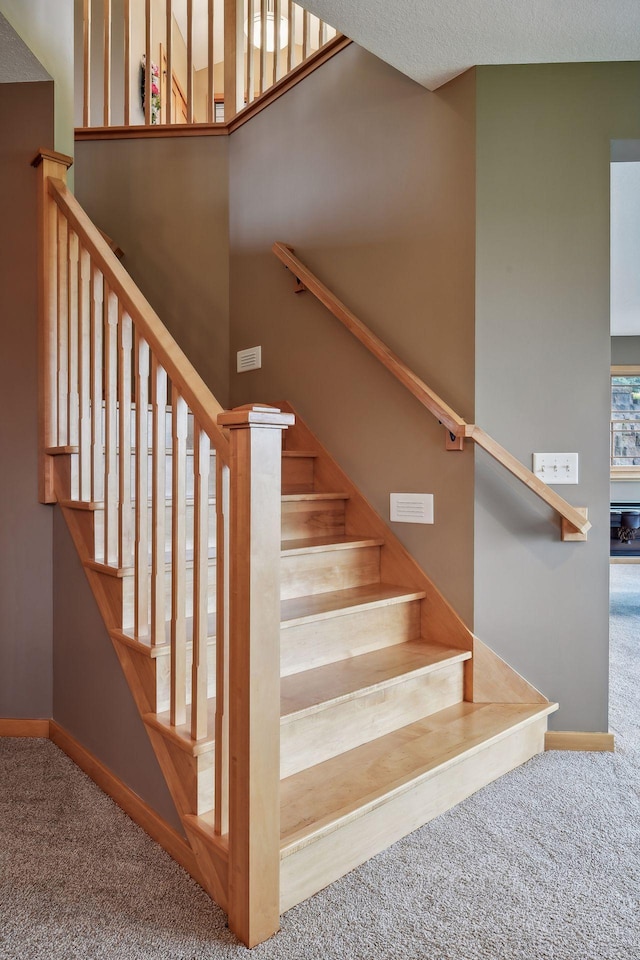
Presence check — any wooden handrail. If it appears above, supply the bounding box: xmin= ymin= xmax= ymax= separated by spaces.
xmin=272 ymin=242 xmax=591 ymax=539
xmin=49 ymin=178 xmax=230 ymax=463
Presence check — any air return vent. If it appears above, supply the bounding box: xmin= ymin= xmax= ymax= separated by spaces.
xmin=390 ymin=493 xmax=434 ymax=524
xmin=237 ymin=345 xmax=262 ymax=372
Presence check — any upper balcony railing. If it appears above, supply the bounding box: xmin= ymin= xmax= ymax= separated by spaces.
xmin=78 ymin=0 xmax=346 ymax=133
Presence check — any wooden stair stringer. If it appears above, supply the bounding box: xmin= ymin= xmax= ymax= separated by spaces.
xmin=469 ymin=635 xmax=549 ymax=704
xmin=51 ymin=456 xmax=227 ymax=908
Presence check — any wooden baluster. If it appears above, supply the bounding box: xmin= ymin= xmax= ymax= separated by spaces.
xmin=246 ymin=0 xmax=255 ymax=103
xmin=135 ymin=335 xmax=150 ymax=638
xmin=320 ymin=19 xmax=328 ymax=46
xmin=187 ymin=0 xmax=194 ymax=122
xmin=207 ymin=0 xmax=215 ymax=122
xmin=90 ymin=266 xmax=104 ymax=511
xmin=78 ymin=246 xmax=92 ymax=501
xmin=316 ymin=15 xmax=322 ymax=50
xmin=124 ymin=0 xmax=131 ymax=125
xmin=171 ymin=392 xmax=188 ymax=726
xmin=67 ymin=231 xmax=80 ymax=452
xmin=56 ymin=210 xmax=69 ymax=447
xmin=144 ymin=0 xmax=152 ymax=125
xmin=302 ymin=7 xmax=310 ymax=59
xmin=166 ymin=0 xmax=173 ymax=124
xmin=224 ymin=0 xmax=244 ymax=120
xmin=273 ymin=0 xmax=281 ymax=84
xmin=151 ymin=357 xmax=167 ymax=644
xmin=191 ymin=426 xmax=210 ymax=740
xmin=103 ymin=284 xmax=119 ymax=565
xmin=103 ymin=0 xmax=112 ymax=126
xmin=218 ymin=405 xmax=293 ymax=948
xmin=214 ymin=455 xmax=230 ymax=836
xmin=83 ymin=0 xmax=92 ymax=127
xmin=118 ymin=308 xmax=133 ymax=568
xmin=287 ymin=0 xmax=294 ymax=72
xmin=33 ymin=150 xmax=72 ymax=503
xmin=259 ymin=0 xmax=267 ymax=94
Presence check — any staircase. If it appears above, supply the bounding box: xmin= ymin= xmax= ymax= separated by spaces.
xmin=34 ymin=150 xmax=556 ymax=948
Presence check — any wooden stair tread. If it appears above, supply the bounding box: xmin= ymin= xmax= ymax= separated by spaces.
xmin=282 ymin=450 xmax=318 ymax=458
xmin=279 ymin=700 xmax=558 ymax=853
xmin=280 ymin=641 xmax=471 ymax=721
xmin=281 ymin=535 xmax=383 ymax=556
xmin=111 ymin=611 xmax=216 ymax=657
xmin=282 ymin=492 xmax=349 ymax=502
xmin=86 ymin=546 xmax=216 ymax=578
xmin=143 ymin=698 xmax=217 ymax=756
xmin=60 ymin=496 xmax=216 ymax=511
xmin=281 ymin=583 xmax=426 ymax=627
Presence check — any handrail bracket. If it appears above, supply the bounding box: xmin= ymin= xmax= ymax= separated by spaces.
xmin=561 ymin=508 xmax=589 ymax=542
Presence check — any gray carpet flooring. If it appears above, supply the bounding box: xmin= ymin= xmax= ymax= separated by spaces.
xmin=1 ymin=567 xmax=639 ymax=959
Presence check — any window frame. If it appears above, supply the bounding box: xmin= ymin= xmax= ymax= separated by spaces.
xmin=611 ymin=364 xmax=640 ymax=480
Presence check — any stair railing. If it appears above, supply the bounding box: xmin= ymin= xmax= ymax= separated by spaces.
xmin=34 ymin=149 xmax=289 ymax=946
xmin=79 ymin=0 xmax=344 ymax=130
xmin=272 ymin=241 xmax=591 ymax=542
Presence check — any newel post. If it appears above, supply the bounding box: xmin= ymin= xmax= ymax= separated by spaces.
xmin=217 ymin=403 xmax=295 ymax=948
xmin=32 ymin=148 xmax=74 ymax=503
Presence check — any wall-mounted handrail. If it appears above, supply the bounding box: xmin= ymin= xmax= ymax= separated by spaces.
xmin=49 ymin=178 xmax=231 ymax=462
xmin=272 ymin=241 xmax=591 ymax=540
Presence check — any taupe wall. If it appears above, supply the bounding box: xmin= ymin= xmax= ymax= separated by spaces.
xmin=229 ymin=45 xmax=477 ymax=623
xmin=53 ymin=513 xmax=182 ymax=830
xmin=75 ymin=136 xmax=230 ymax=404
xmin=0 ymin=79 xmax=54 ymax=718
xmin=475 ymin=63 xmax=640 ymax=732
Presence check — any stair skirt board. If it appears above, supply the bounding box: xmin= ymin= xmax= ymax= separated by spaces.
xmin=280 ymin=710 xmax=552 ymax=913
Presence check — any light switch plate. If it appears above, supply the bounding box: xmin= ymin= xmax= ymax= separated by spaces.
xmin=532 ymin=452 xmax=579 ymax=484
xmin=390 ymin=493 xmax=434 ymax=524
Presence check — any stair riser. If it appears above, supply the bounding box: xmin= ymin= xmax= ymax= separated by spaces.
xmin=280 ymin=661 xmax=464 ymax=779
xmin=280 ymin=546 xmax=380 ymax=601
xmin=281 ymin=600 xmax=422 ymax=676
xmin=93 ymin=503 xmax=216 ymax=564
xmin=281 ymin=500 xmax=346 ymax=540
xmin=281 ymin=457 xmax=315 ymax=494
xmin=156 ymin=642 xmax=217 ymax=714
xmin=121 ymin=562 xmax=216 ymax=632
xmin=280 ymin=716 xmax=548 ymax=913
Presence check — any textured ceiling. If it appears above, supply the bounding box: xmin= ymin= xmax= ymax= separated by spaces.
xmin=299 ymin=0 xmax=640 ymax=89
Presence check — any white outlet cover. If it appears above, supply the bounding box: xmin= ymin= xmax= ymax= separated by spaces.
xmin=532 ymin=452 xmax=579 ymax=485
xmin=390 ymin=493 xmax=434 ymax=524
xmin=237 ymin=345 xmax=262 ymax=372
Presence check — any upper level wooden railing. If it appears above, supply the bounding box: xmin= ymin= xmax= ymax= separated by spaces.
xmin=78 ymin=0 xmax=343 ymax=132
xmin=272 ymin=241 xmax=591 ymax=541
xmin=34 ymin=149 xmax=291 ymax=945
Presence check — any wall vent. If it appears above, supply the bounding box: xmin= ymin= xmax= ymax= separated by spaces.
xmin=237 ymin=345 xmax=262 ymax=372
xmin=390 ymin=493 xmax=434 ymax=524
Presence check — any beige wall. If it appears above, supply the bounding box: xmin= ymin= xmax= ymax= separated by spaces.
xmin=228 ymin=45 xmax=477 ymax=623
xmin=475 ymin=62 xmax=640 ymax=733
xmin=75 ymin=136 xmax=230 ymax=404
xmin=0 ymin=79 xmax=54 ymax=718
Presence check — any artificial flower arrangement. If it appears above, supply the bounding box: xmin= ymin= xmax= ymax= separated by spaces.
xmin=141 ymin=55 xmax=161 ymax=123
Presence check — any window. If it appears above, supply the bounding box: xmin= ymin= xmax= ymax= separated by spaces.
xmin=611 ymin=365 xmax=640 ymax=478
